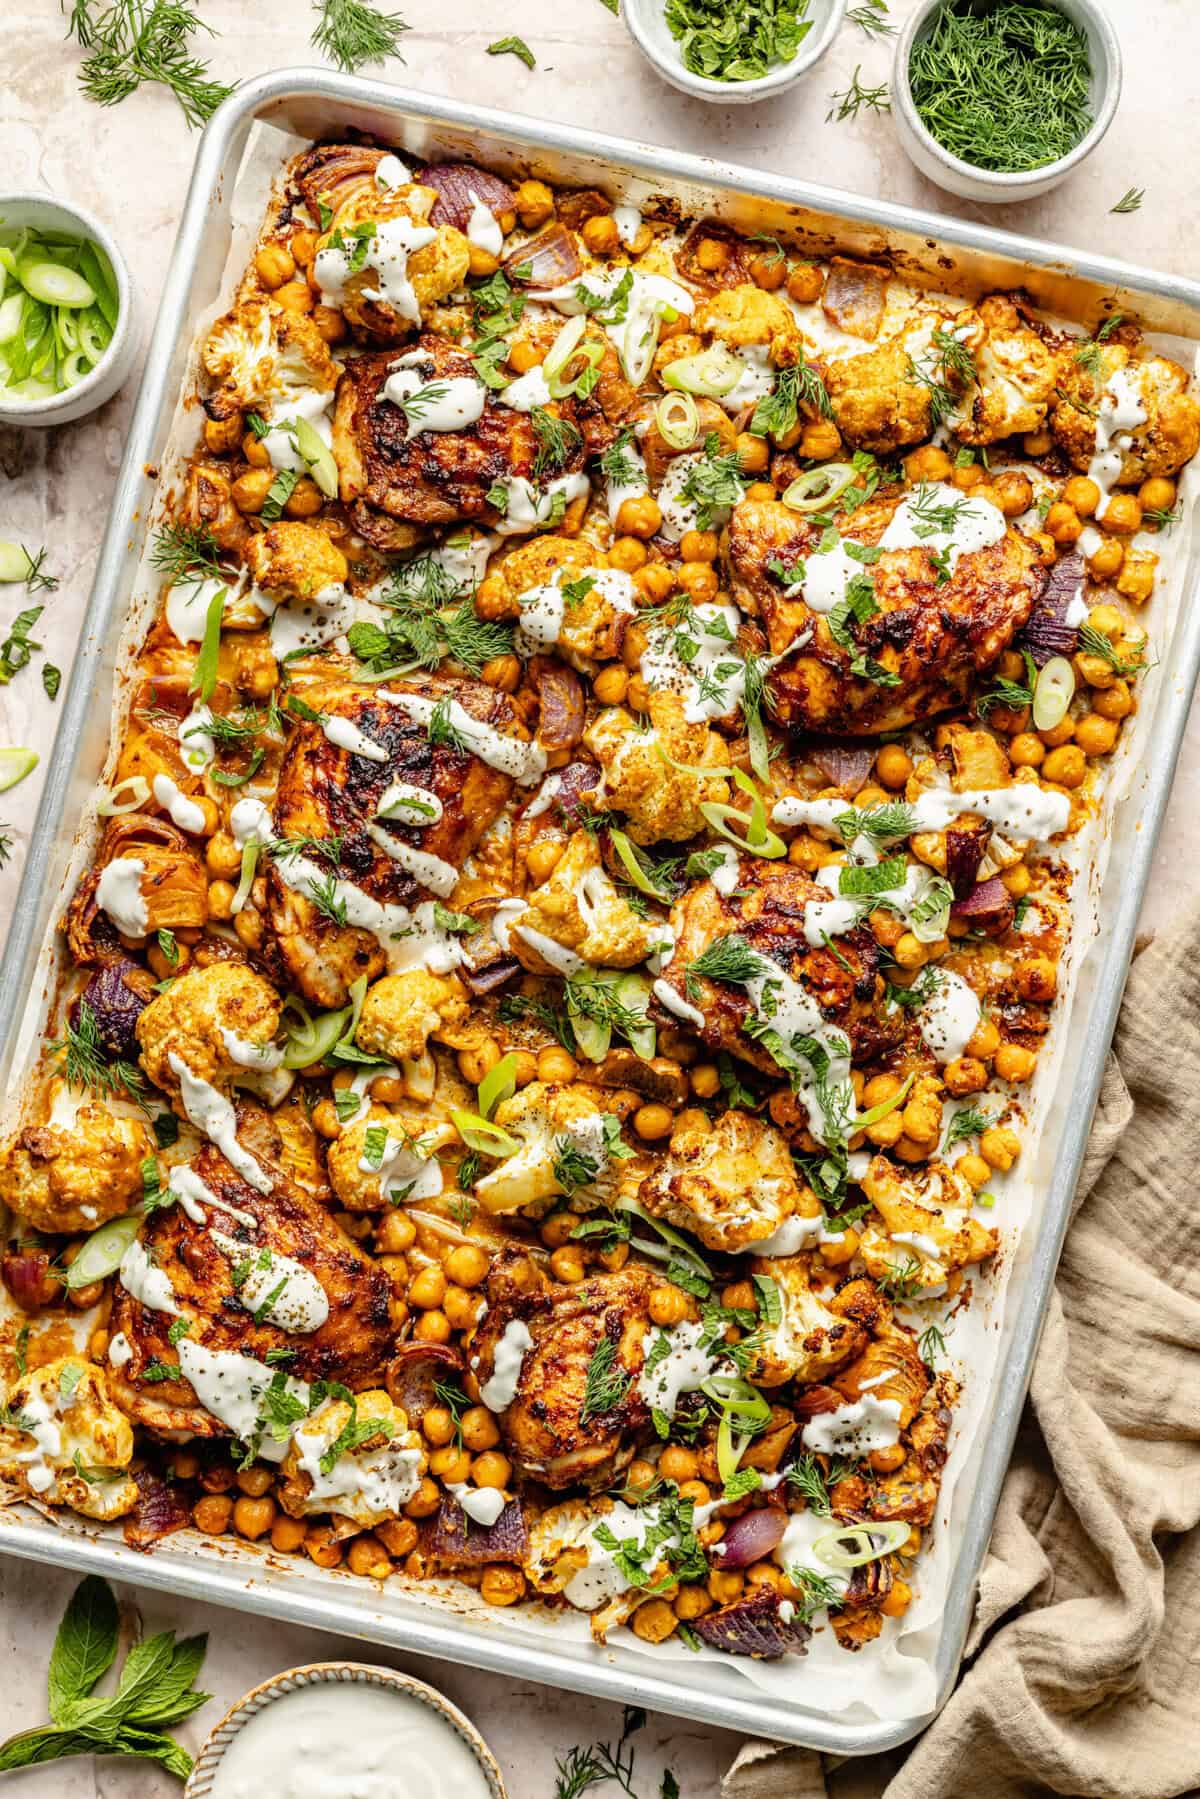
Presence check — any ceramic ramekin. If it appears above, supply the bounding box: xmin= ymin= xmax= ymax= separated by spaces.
xmin=624 ymin=0 xmax=846 ymax=105
xmin=891 ymin=0 xmax=1122 ymax=204
xmin=183 ymin=1660 xmax=508 ymax=1798
xmin=0 ymin=191 xmax=139 ymax=428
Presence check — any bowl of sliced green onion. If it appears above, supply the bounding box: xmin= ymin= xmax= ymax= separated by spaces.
xmin=892 ymin=0 xmax=1122 ymax=203
xmin=0 ymin=193 xmax=137 ymax=425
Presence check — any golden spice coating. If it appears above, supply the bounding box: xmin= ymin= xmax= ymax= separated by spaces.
xmin=1052 ymin=342 xmax=1200 ymax=484
xmin=0 ymin=1359 xmax=138 ymax=1520
xmin=473 ymin=1083 xmax=625 ymax=1215
xmin=277 ymin=1389 xmax=425 ymax=1528
xmin=694 ymin=284 xmax=801 ymax=363
xmin=136 ymin=962 xmax=282 ymax=1099
xmin=484 ymin=536 xmax=637 ymax=668
xmin=636 ymin=1109 xmax=806 ymax=1253
xmin=201 ymin=297 xmax=338 ymax=421
xmin=316 ymin=183 xmax=470 ymax=340
xmin=242 ymin=521 xmax=349 ymax=603
xmin=952 ymin=295 xmax=1060 ymax=445
xmin=326 ymin=1106 xmax=458 ymax=1211
xmin=514 ymin=831 xmax=661 ymax=972
xmin=356 ymin=969 xmax=473 ymax=1065
xmin=584 ymin=691 xmax=730 ymax=845
xmin=858 ymin=1156 xmax=998 ymax=1293
xmin=0 ymin=1087 xmax=152 ymax=1235
xmin=748 ymin=1254 xmax=867 ymax=1387
xmin=825 ymin=340 xmax=934 ymax=453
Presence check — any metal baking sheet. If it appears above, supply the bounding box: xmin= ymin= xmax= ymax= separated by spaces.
xmin=1 ymin=67 xmax=1199 ymax=1754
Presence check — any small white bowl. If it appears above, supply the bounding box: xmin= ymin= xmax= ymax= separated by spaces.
xmin=0 ymin=191 xmax=139 ymax=428
xmin=183 ymin=1661 xmax=507 ymax=1799
xmin=892 ymin=0 xmax=1122 ymax=204
xmin=624 ymin=0 xmax=846 ymax=104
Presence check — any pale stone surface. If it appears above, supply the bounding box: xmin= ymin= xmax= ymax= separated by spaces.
xmin=0 ymin=0 xmax=1195 ymax=1786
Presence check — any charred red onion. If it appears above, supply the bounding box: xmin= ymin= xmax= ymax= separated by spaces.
xmin=1 ymin=1248 xmax=60 ymax=1312
xmin=430 ymin=1496 xmax=528 ymax=1566
xmin=530 ymin=657 xmax=585 ymax=750
xmin=694 ymin=1587 xmax=812 ymax=1659
xmin=951 ymin=875 xmax=1015 ymax=934
xmin=1018 ymin=552 xmax=1084 ymax=667
xmin=385 ymin=1341 xmax=464 ymax=1424
xmin=715 ymin=1505 xmax=788 ymax=1569
xmin=417 ymin=164 xmax=516 ymax=232
xmin=123 ymin=1467 xmax=192 ymax=1551
xmin=503 ymin=224 xmax=580 ymax=289
xmin=810 ymin=746 xmax=874 ymax=796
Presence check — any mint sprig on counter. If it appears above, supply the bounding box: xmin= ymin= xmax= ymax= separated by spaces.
xmin=0 ymin=1575 xmax=210 ymax=1779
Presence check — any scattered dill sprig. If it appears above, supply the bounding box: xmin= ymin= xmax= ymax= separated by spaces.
xmin=847 ymin=0 xmax=892 ymax=36
xmin=1110 ymin=186 xmax=1144 ymax=214
xmin=149 ymin=522 xmax=223 ymax=584
xmin=310 ymin=0 xmax=408 ymax=72
xmin=63 ymin=0 xmax=234 ymax=128
xmin=827 ymin=65 xmax=890 ymax=123
xmin=908 ymin=0 xmax=1093 ymax=174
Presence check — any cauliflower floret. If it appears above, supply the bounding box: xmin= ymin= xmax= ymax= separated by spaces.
xmin=326 ymin=1105 xmax=458 ymax=1211
xmin=951 ymin=295 xmax=1059 ymax=446
xmin=482 ymin=537 xmax=636 ymax=668
xmin=513 ymin=831 xmax=659 ymax=974
xmin=317 ymin=185 xmax=469 ymax=339
xmin=825 ymin=340 xmax=933 ymax=454
xmin=136 ymin=963 xmax=282 ymax=1100
xmin=475 ymin=1082 xmax=625 ymax=1216
xmin=524 ymin=1496 xmax=671 ymax=1640
xmin=0 ymin=1358 xmax=138 ymax=1521
xmin=356 ymin=969 xmax=473 ymax=1066
xmin=1052 ymin=343 xmax=1200 ymax=483
xmin=277 ymin=1388 xmax=425 ymax=1529
xmin=858 ymin=1155 xmax=997 ymax=1293
xmin=242 ymin=522 xmax=349 ymax=605
xmin=748 ymin=1254 xmax=867 ymax=1387
xmin=695 ymin=285 xmax=801 ymax=365
xmin=636 ymin=1110 xmax=811 ymax=1253
xmin=202 ymin=297 xmax=337 ymax=421
xmin=0 ymin=1084 xmax=152 ymax=1235
xmin=583 ymin=691 xmax=730 ymax=846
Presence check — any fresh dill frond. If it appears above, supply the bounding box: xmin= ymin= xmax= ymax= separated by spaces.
xmin=149 ymin=521 xmax=223 ymax=583
xmin=827 ymin=65 xmax=891 ymax=123
xmin=65 ymin=0 xmax=234 ymax=127
xmin=847 ymin=0 xmax=892 ymax=36
xmin=48 ymin=999 xmax=148 ymax=1108
xmin=311 ymin=0 xmax=408 ymax=72
xmin=1111 ymin=186 xmax=1144 ymax=214
xmin=685 ymin=935 xmax=763 ymax=997
xmin=531 ymin=406 xmax=583 ymax=478
xmin=578 ymin=1337 xmax=630 ymax=1426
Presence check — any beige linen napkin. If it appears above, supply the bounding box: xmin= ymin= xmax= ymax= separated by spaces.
xmin=725 ymin=910 xmax=1200 ymax=1799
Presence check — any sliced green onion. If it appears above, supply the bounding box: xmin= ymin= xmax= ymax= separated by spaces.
xmin=231 ymin=842 xmax=260 ymax=918
xmin=67 ymin=1211 xmax=142 ymax=1288
xmin=655 ymin=391 xmax=699 ymax=451
xmin=662 ymin=346 xmax=744 ymax=399
xmin=811 ymin=1520 xmax=911 ymax=1569
xmin=450 ymin=1110 xmax=521 ymax=1157
xmin=75 ymin=242 xmax=118 ymax=330
xmin=60 ymin=350 xmax=90 ymax=389
xmin=613 ymin=970 xmax=656 ymax=1061
xmin=700 ymin=767 xmax=786 ymax=860
xmin=654 ymin=743 xmax=735 ymax=781
xmin=543 ymin=315 xmax=586 ymax=385
xmin=610 ymin=827 xmax=674 ymax=902
xmin=615 ymin=1197 xmax=711 ymax=1276
xmin=782 ymin=464 xmax=857 ymax=513
xmin=0 ymin=541 xmax=35 ymax=583
xmin=701 ymin=1373 xmax=771 ymax=1484
xmin=478 ymin=1051 xmax=519 ymax=1120
xmin=620 ymin=310 xmax=661 ymax=386
xmin=95 ymin=774 xmax=150 ymax=816
xmin=19 ymin=261 xmax=94 ymax=309
xmin=1032 ymin=655 xmax=1075 ymax=731
xmin=190 ymin=585 xmax=225 ymax=702
xmin=852 ymin=1071 xmax=915 ymax=1131
xmin=292 ymin=415 xmax=338 ymax=498
xmin=544 ymin=316 xmax=605 ymax=399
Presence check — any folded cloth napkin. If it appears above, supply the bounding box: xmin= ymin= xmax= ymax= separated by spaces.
xmin=724 ymin=910 xmax=1200 ymax=1799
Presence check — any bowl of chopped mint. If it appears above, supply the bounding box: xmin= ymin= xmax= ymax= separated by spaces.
xmin=892 ymin=0 xmax=1122 ymax=202
xmin=624 ymin=0 xmax=846 ymax=103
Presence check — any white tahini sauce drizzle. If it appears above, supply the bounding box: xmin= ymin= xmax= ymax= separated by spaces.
xmin=382 ymin=350 xmax=488 ymax=439
xmin=359 ymin=1131 xmax=445 ymax=1204
xmin=480 ymin=1319 xmax=533 ymax=1411
xmin=465 ymin=190 xmax=504 ymax=257
xmin=800 ymin=1393 xmax=903 ymax=1458
xmin=1087 ymin=366 xmax=1148 ymax=520
xmin=269 ymin=582 xmax=355 ymax=659
xmin=377 ymin=688 xmax=547 ymax=784
xmin=532 ymin=267 xmax=693 ymax=386
xmin=118 ymin=1239 xmax=179 ymax=1316
xmin=878 ymin=483 xmax=1007 ymax=570
xmin=107 ymin=1331 xmax=133 ymax=1370
xmin=178 ymin=703 xmax=216 ymax=774
xmin=775 ymin=1508 xmax=850 ymax=1606
xmin=151 ymin=772 xmax=206 ymax=834
xmin=918 ymin=969 xmax=982 ymax=1064
xmin=203 ymin=1678 xmax=496 ymax=1799
xmin=612 ymin=203 xmax=642 ymax=248
xmin=211 ymin=1229 xmax=329 ymax=1333
xmin=168 ymin=1053 xmax=272 ymax=1194
xmin=491 ymin=471 xmax=591 ymax=536
xmin=748 ymin=1211 xmax=827 ymax=1256
xmin=96 ymin=857 xmax=148 ymax=937
xmin=168 ymin=1163 xmax=258 ymax=1231
xmin=773 ymin=781 xmax=1070 ymax=843
xmin=637 ymin=1319 xmax=719 ymax=1418
xmin=177 ymin=1340 xmax=307 ymax=1462
xmin=376 ymin=780 xmax=443 ymax=826
xmin=220 ymin=1027 xmax=285 ymax=1072
xmin=446 ymin=1481 xmax=507 ymax=1528
xmin=165 ymin=573 xmax=228 ymax=647
xmin=374 ymin=153 xmax=411 ymax=191
xmin=640 ymin=599 xmax=746 ymax=722
xmin=322 ymin=714 xmax=388 ymax=762
xmin=604 ymin=435 xmax=650 ymax=525
xmin=652 ymin=978 xmax=706 ymax=1029
xmin=498 ymin=362 xmax=553 ymax=412
xmin=314 ymin=216 xmax=437 ymax=323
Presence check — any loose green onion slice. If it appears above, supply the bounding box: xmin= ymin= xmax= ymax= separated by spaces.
xmin=700 ymin=767 xmax=787 ymax=860
xmin=615 ymin=1197 xmax=711 ymax=1276
xmin=0 ymin=747 xmax=37 ymax=794
xmin=67 ymin=1211 xmax=143 ymax=1288
xmin=292 ymin=415 xmax=338 ymax=498
xmin=478 ymin=1051 xmax=519 ymax=1120
xmin=1032 ymin=655 xmax=1075 ymax=731
xmin=654 ymin=390 xmax=700 ymax=451
xmin=701 ymin=1373 xmax=771 ymax=1484
xmin=852 ymin=1071 xmax=915 ymax=1131
xmin=0 ymin=226 xmax=117 ymax=400
xmin=450 ymin=1110 xmax=521 ymax=1157
xmin=810 ymin=1520 xmax=911 ymax=1569
xmin=781 ymin=464 xmax=856 ymax=512
xmin=662 ymin=346 xmax=745 ymax=399
xmin=609 ymin=827 xmax=674 ymax=902
xmin=94 ymin=775 xmax=150 ymax=816
xmin=0 ymin=542 xmax=36 ymax=583
xmin=231 ymin=842 xmax=260 ymax=918
xmin=19 ymin=262 xmax=94 ymax=309
xmin=654 ymin=743 xmax=735 ymax=781
xmin=190 ymin=586 xmax=225 ymax=702
xmin=543 ymin=315 xmax=586 ymax=386
xmin=544 ymin=315 xmax=604 ymax=398
xmin=280 ymin=973 xmax=365 ymax=1070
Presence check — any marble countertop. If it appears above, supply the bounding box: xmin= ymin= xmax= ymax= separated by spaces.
xmin=0 ymin=0 xmax=1195 ymax=1788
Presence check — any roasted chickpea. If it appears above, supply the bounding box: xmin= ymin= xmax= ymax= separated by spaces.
xmin=1102 ymin=492 xmax=1142 ymax=535
xmin=1093 ymin=679 xmax=1133 ymax=721
xmin=631 ymin=1598 xmax=679 ymax=1643
xmin=1138 ymin=475 xmax=1175 ymax=513
xmin=955 ymin=1152 xmax=991 ymax=1190
xmin=255 ymin=242 xmax=296 ymax=289
xmin=233 ymin=1494 xmax=276 ymax=1540
xmin=290 ymin=228 xmax=318 ymax=268
xmin=677 ymin=562 xmax=719 ymax=603
xmin=510 ymin=1049 xmax=539 ymax=1088
xmin=537 ymin=1045 xmax=578 ymax=1083
xmin=1043 ymin=502 xmax=1082 ymax=544
xmin=458 ymin=1038 xmax=502 ymax=1085
xmin=735 ymin=431 xmax=770 ymax=475
xmin=680 ymin=528 xmax=720 ymax=563
xmin=405 ymin=1476 xmax=441 ymax=1519
xmin=674 ymin=1585 xmax=713 ymax=1620
xmin=1022 ymin=429 xmax=1053 ymax=457
xmin=203 ymin=414 xmax=243 ymax=455
xmin=634 ymin=1102 xmax=674 ymax=1141
xmin=206 ymin=879 xmax=236 ymax=922
xmin=648 ymin=1283 xmax=691 ymax=1327
xmin=607 ymin=537 xmax=647 ymax=576
xmin=880 ymin=1577 xmax=913 ymax=1618
xmin=549 ymin=1245 xmax=586 ymax=1284
xmin=1116 ymin=550 xmax=1157 ymax=605
xmin=799 ymin=419 xmax=842 ymax=460
xmin=192 ymin=1495 xmax=233 ymax=1536
xmin=422 ymin=1404 xmax=457 ymax=1447
xmin=633 ymin=564 xmax=675 ymax=607
xmin=311 ymin=304 xmax=345 ymax=343
xmin=980 ymin=1125 xmax=1021 ymax=1171
xmin=943 ymin=1057 xmax=988 ymax=1097
xmin=408 ymin=1265 xmax=447 ymax=1311
xmin=376 ymin=1210 xmax=417 ymax=1254
xmin=467 ymin=245 xmax=500 ymax=279
xmin=481 ymin=1566 xmax=527 ymax=1607
xmin=303 ymin=1524 xmax=344 ymax=1569
xmin=1014 ymin=955 xmax=1057 ymax=1003
xmin=1075 ymin=712 xmax=1120 ymax=757
xmin=1061 ymin=475 xmax=1100 ymax=517
xmin=694 ymin=237 xmax=730 ymax=272
xmin=1042 ymin=744 xmax=1087 ymax=787
xmin=482 ymin=653 xmax=521 ymax=693
xmin=707 ymin=1569 xmax=744 ymax=1604
xmin=1008 ymin=732 xmax=1045 ymax=768
xmin=581 ymin=213 xmax=621 ymax=257
xmin=820 ymin=1227 xmax=859 ymax=1265
xmin=966 ymin=1016 xmax=1000 ymax=1060
xmin=616 ymin=494 xmax=663 ymax=539
xmin=445 ymin=1243 xmax=489 ymax=1288
xmin=749 ymin=248 xmax=787 ymax=289
xmin=892 ymin=932 xmax=928 ymax=970
xmin=429 ymin=1444 xmax=472 ymax=1483
xmin=514 ymin=179 xmax=554 ymax=229
xmin=461 ymin=1406 xmax=501 ymax=1453
xmin=1039 ymin=715 xmax=1075 ymax=748
xmin=904 ymin=445 xmax=953 ymax=483
xmin=1086 ymin=537 xmax=1125 ymax=580
xmin=230 ymin=467 xmax=275 ymax=514
xmin=659 ymin=1445 xmax=700 ymax=1483
xmin=994 ymin=1042 xmax=1037 ymax=1083
xmin=992 ymin=470 xmax=1034 ymax=516
xmin=721 ymin=1280 xmax=755 ymax=1312
xmin=874 ymin=743 xmax=912 ymax=789
xmin=274 ymin=280 xmax=313 ymax=315
xmin=785 ymin=261 xmax=823 ymax=303
xmin=471 ymin=1450 xmax=512 ymax=1489
xmin=376 ymin=1517 xmax=420 ymax=1558
xmin=626 ymin=673 xmax=651 ymax=712
xmin=236 ymin=1464 xmax=274 ymax=1498
xmin=270 ymin=1515 xmax=308 ymax=1554
xmin=346 ymin=1535 xmax=392 ymax=1579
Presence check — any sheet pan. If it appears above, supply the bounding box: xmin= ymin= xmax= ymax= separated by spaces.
xmin=1 ymin=67 xmax=1199 ymax=1754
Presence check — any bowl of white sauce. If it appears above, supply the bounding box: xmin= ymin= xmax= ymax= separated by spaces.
xmin=184 ymin=1662 xmax=507 ymax=1799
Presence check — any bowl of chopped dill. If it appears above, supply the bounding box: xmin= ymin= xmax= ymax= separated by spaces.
xmin=624 ymin=0 xmax=845 ymax=103
xmin=892 ymin=0 xmax=1122 ymax=202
